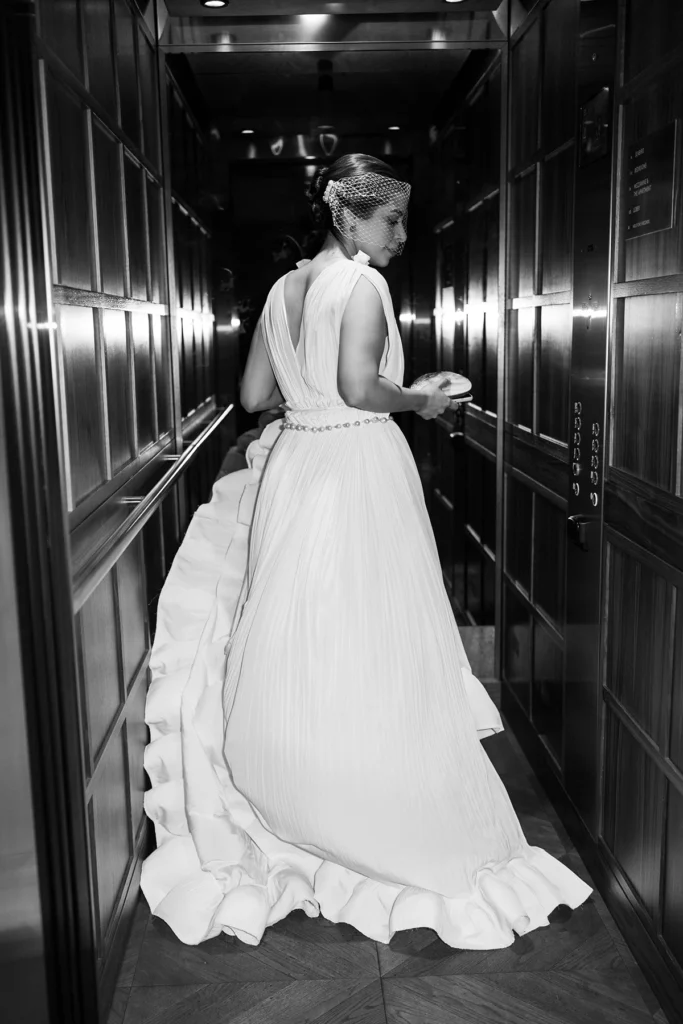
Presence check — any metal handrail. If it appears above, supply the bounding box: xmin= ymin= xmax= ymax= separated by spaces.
xmin=73 ymin=404 xmax=234 ymax=612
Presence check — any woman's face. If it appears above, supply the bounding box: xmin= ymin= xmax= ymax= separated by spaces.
xmin=350 ymin=197 xmax=409 ymax=267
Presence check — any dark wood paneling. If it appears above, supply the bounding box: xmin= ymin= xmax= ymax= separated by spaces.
xmin=612 ymin=293 xmax=681 ymax=492
xmin=153 ymin=314 xmax=172 ymax=436
xmin=503 ymin=583 xmax=532 ymax=711
xmin=538 ymin=302 xmax=571 ymax=442
xmin=114 ymin=0 xmax=140 ymax=149
xmin=605 ymin=473 xmax=683 ymax=577
xmin=102 ymin=308 xmax=134 ymax=472
xmin=533 ymin=491 xmax=565 ymax=627
xmin=510 ymin=171 xmax=537 ymax=298
xmin=507 ymin=306 xmax=535 ymax=428
xmin=91 ymin=730 xmax=132 ymax=944
xmin=92 ymin=118 xmax=125 ymax=297
xmin=124 ymin=155 xmax=148 ymax=300
xmin=116 ymin=538 xmax=148 ymax=691
xmin=663 ymin=783 xmax=683 ymax=968
xmin=131 ymin=312 xmax=154 ymax=451
xmin=532 ymin=619 xmax=563 ymax=762
xmin=79 ymin=572 xmax=122 ymax=767
xmin=126 ymin=677 xmax=149 ymax=840
xmin=505 ymin=473 xmax=532 ymax=592
xmin=542 ymin=0 xmax=578 ymax=152
xmin=542 ymin=148 xmax=574 ymax=294
xmin=83 ymin=0 xmax=117 ymax=120
xmin=625 ymin=0 xmax=683 ymax=81
xmin=505 ymin=427 xmax=568 ymax=502
xmin=138 ymin=29 xmax=160 ymax=170
xmin=605 ymin=544 xmax=676 ymax=750
xmin=511 ymin=18 xmax=541 ymax=169
xmin=59 ymin=304 xmax=106 ymax=504
xmin=39 ymin=0 xmax=83 ymax=80
xmin=603 ymin=710 xmax=665 ymax=920
xmin=46 ymin=73 xmax=93 ymax=290
xmin=147 ymin=178 xmax=166 ymax=304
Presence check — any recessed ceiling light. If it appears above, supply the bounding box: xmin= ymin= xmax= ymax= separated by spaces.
xmin=388 ymin=125 xmax=400 ymax=131
xmin=443 ymin=1 xmax=465 ymax=3
xmin=202 ymin=1 xmax=227 ymax=7
xmin=241 ymin=129 xmax=254 ymax=134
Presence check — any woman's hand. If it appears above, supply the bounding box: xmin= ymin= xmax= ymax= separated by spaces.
xmin=416 ymin=381 xmax=456 ymax=420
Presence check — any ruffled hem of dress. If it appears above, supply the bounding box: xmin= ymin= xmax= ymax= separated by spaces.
xmin=141 ymin=826 xmax=592 ymax=949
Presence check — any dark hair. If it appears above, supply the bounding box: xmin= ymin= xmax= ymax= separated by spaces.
xmin=305 ymin=153 xmax=404 ymax=232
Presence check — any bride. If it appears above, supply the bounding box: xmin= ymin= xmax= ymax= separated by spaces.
xmin=141 ymin=153 xmax=591 ymax=948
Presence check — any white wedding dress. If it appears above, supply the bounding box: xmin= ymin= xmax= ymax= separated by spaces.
xmin=141 ymin=258 xmax=591 ymax=948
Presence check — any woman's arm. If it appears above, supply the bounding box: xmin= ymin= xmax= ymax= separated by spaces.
xmin=240 ymin=317 xmax=284 ymax=413
xmin=337 ymin=276 xmax=430 ymax=415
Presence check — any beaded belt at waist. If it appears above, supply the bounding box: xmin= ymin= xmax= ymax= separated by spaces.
xmin=282 ymin=413 xmax=392 ymax=433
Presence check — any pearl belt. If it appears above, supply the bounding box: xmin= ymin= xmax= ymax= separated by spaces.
xmin=282 ymin=414 xmax=392 ymax=433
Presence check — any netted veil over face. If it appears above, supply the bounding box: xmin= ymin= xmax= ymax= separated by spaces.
xmin=323 ymin=172 xmax=411 ymax=256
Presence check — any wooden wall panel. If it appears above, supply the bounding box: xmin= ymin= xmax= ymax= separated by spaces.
xmin=510 ymin=171 xmax=537 ymax=298
xmin=612 ymin=293 xmax=681 ymax=493
xmin=603 ymin=711 xmax=665 ymax=919
xmin=131 ymin=312 xmax=154 ymax=451
xmin=663 ymin=783 xmax=683 ymax=968
xmin=46 ymin=75 xmax=93 ymax=290
xmin=532 ymin=620 xmax=563 ymax=762
xmin=116 ymin=538 xmax=148 ymax=691
xmin=126 ymin=679 xmax=149 ymax=840
xmin=153 ymin=314 xmax=172 ymax=436
xmin=625 ymin=0 xmax=683 ymax=80
xmin=504 ymin=584 xmax=532 ymax=711
xmin=84 ymin=0 xmax=117 ymax=119
xmin=114 ymin=0 xmax=140 ymax=149
xmin=542 ymin=0 xmax=578 ymax=152
xmin=511 ymin=18 xmax=541 ymax=168
xmin=542 ymin=148 xmax=573 ymax=294
xmin=147 ymin=178 xmax=166 ymax=304
xmin=533 ymin=491 xmax=565 ymax=627
xmin=39 ymin=0 xmax=83 ymax=80
xmin=91 ymin=731 xmax=132 ymax=942
xmin=507 ymin=306 xmax=535 ymax=428
xmin=58 ymin=304 xmax=106 ymax=503
xmin=505 ymin=473 xmax=533 ymax=593
xmin=605 ymin=546 xmax=675 ymax=749
xmin=124 ymin=156 xmax=148 ymax=300
xmin=92 ymin=119 xmax=126 ymax=297
xmin=538 ymin=303 xmax=571 ymax=441
xmin=79 ymin=573 xmax=122 ymax=766
xmin=102 ymin=308 xmax=133 ymax=472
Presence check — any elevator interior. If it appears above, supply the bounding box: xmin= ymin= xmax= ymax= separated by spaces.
xmin=2 ymin=1 xmax=683 ymax=1022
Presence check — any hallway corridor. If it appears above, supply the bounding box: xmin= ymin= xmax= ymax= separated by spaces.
xmin=108 ymin=722 xmax=666 ymax=1024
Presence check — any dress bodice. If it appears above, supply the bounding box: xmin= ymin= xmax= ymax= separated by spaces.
xmin=259 ymin=259 xmax=405 ymax=421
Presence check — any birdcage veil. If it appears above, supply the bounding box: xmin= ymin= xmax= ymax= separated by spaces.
xmin=322 ymin=172 xmax=411 ymax=255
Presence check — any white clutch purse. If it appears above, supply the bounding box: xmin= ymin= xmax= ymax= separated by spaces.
xmin=409 ymin=371 xmax=472 ymax=400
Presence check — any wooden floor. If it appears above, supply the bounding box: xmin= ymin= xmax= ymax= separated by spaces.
xmin=109 ymin=725 xmax=670 ymax=1024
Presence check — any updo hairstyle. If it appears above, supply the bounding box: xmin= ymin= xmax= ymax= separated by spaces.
xmin=305 ymin=153 xmax=404 ymax=232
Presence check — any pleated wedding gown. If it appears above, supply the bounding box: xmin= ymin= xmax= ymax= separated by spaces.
xmin=141 ymin=257 xmax=591 ymax=948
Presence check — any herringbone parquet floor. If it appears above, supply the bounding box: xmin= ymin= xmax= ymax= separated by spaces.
xmin=109 ymin=726 xmax=670 ymax=1024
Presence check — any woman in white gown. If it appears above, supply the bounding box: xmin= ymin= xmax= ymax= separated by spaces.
xmin=141 ymin=153 xmax=591 ymax=949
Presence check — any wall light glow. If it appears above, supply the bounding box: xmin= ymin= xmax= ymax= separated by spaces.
xmin=399 ymin=311 xmax=416 ymax=324
xmin=230 ymin=316 xmax=241 ymax=329
xmin=301 ymin=13 xmax=328 ymax=25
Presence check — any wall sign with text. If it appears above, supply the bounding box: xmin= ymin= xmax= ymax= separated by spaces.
xmin=626 ymin=122 xmax=678 ymax=240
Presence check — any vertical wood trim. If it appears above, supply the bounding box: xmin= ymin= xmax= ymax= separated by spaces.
xmin=157 ymin=52 xmax=187 ymax=527
xmin=126 ymin=310 xmax=139 ymax=458
xmin=95 ymin=307 xmax=113 ymax=482
xmin=495 ymin=35 xmax=510 ymax=681
xmin=37 ymin=61 xmax=59 ymax=288
xmin=85 ymin=109 xmax=102 ymax=292
xmin=119 ymin=143 xmax=132 ymax=298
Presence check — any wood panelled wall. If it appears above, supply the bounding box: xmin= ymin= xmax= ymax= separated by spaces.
xmin=501 ymin=0 xmax=578 ymax=763
xmin=429 ymin=55 xmax=502 ymax=630
xmin=600 ymin=0 xmax=683 ymax=1009
xmin=34 ymin=2 xmax=222 ymax=1018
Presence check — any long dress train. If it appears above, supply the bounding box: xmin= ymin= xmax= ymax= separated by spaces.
xmin=141 ymin=258 xmax=592 ymax=948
